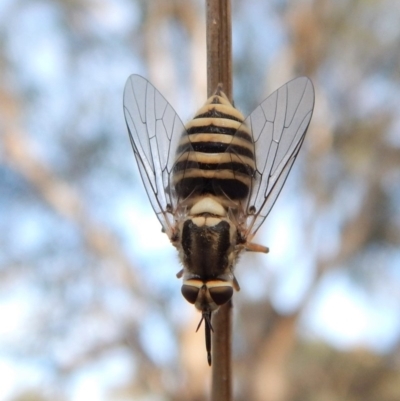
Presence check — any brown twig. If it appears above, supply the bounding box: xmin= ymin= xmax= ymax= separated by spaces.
xmin=206 ymin=1 xmax=233 ymax=400
xmin=206 ymin=0 xmax=232 ymax=99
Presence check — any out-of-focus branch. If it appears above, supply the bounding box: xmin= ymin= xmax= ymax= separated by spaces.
xmin=1 ymin=86 xmax=182 ymax=394
xmin=0 ymin=90 xmax=164 ymax=382
xmin=1 ymin=90 xmax=141 ymax=293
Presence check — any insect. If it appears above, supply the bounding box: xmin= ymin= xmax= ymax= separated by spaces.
xmin=123 ymin=75 xmax=314 ymax=365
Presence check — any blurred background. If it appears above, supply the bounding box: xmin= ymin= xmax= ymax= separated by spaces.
xmin=1 ymin=0 xmax=400 ymax=400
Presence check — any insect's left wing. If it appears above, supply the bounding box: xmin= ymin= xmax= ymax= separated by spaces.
xmin=240 ymin=77 xmax=315 ymax=237
xmin=123 ymin=75 xmax=186 ymax=234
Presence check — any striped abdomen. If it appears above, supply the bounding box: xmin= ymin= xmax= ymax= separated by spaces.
xmin=173 ymin=87 xmax=255 ymax=205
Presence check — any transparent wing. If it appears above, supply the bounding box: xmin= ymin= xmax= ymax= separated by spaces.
xmin=240 ymin=77 xmax=315 ymax=236
xmin=123 ymin=75 xmax=187 ymax=234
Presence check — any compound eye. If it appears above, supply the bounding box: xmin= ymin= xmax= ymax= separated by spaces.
xmin=181 ymin=285 xmax=199 ymax=304
xmin=209 ymin=286 xmax=233 ymax=306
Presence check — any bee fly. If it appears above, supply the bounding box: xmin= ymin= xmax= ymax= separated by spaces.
xmin=123 ymin=75 xmax=314 ymax=365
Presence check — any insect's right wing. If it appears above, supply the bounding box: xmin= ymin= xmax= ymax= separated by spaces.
xmin=123 ymin=75 xmax=187 ymax=235
xmin=241 ymin=77 xmax=315 ymax=237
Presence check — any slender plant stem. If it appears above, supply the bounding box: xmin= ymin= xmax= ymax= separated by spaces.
xmin=211 ymin=301 xmax=232 ymax=401
xmin=206 ymin=1 xmax=233 ymax=400
xmin=206 ymin=0 xmax=232 ymax=99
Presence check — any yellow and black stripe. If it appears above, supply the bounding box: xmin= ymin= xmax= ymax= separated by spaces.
xmin=173 ymin=87 xmax=255 ymax=203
